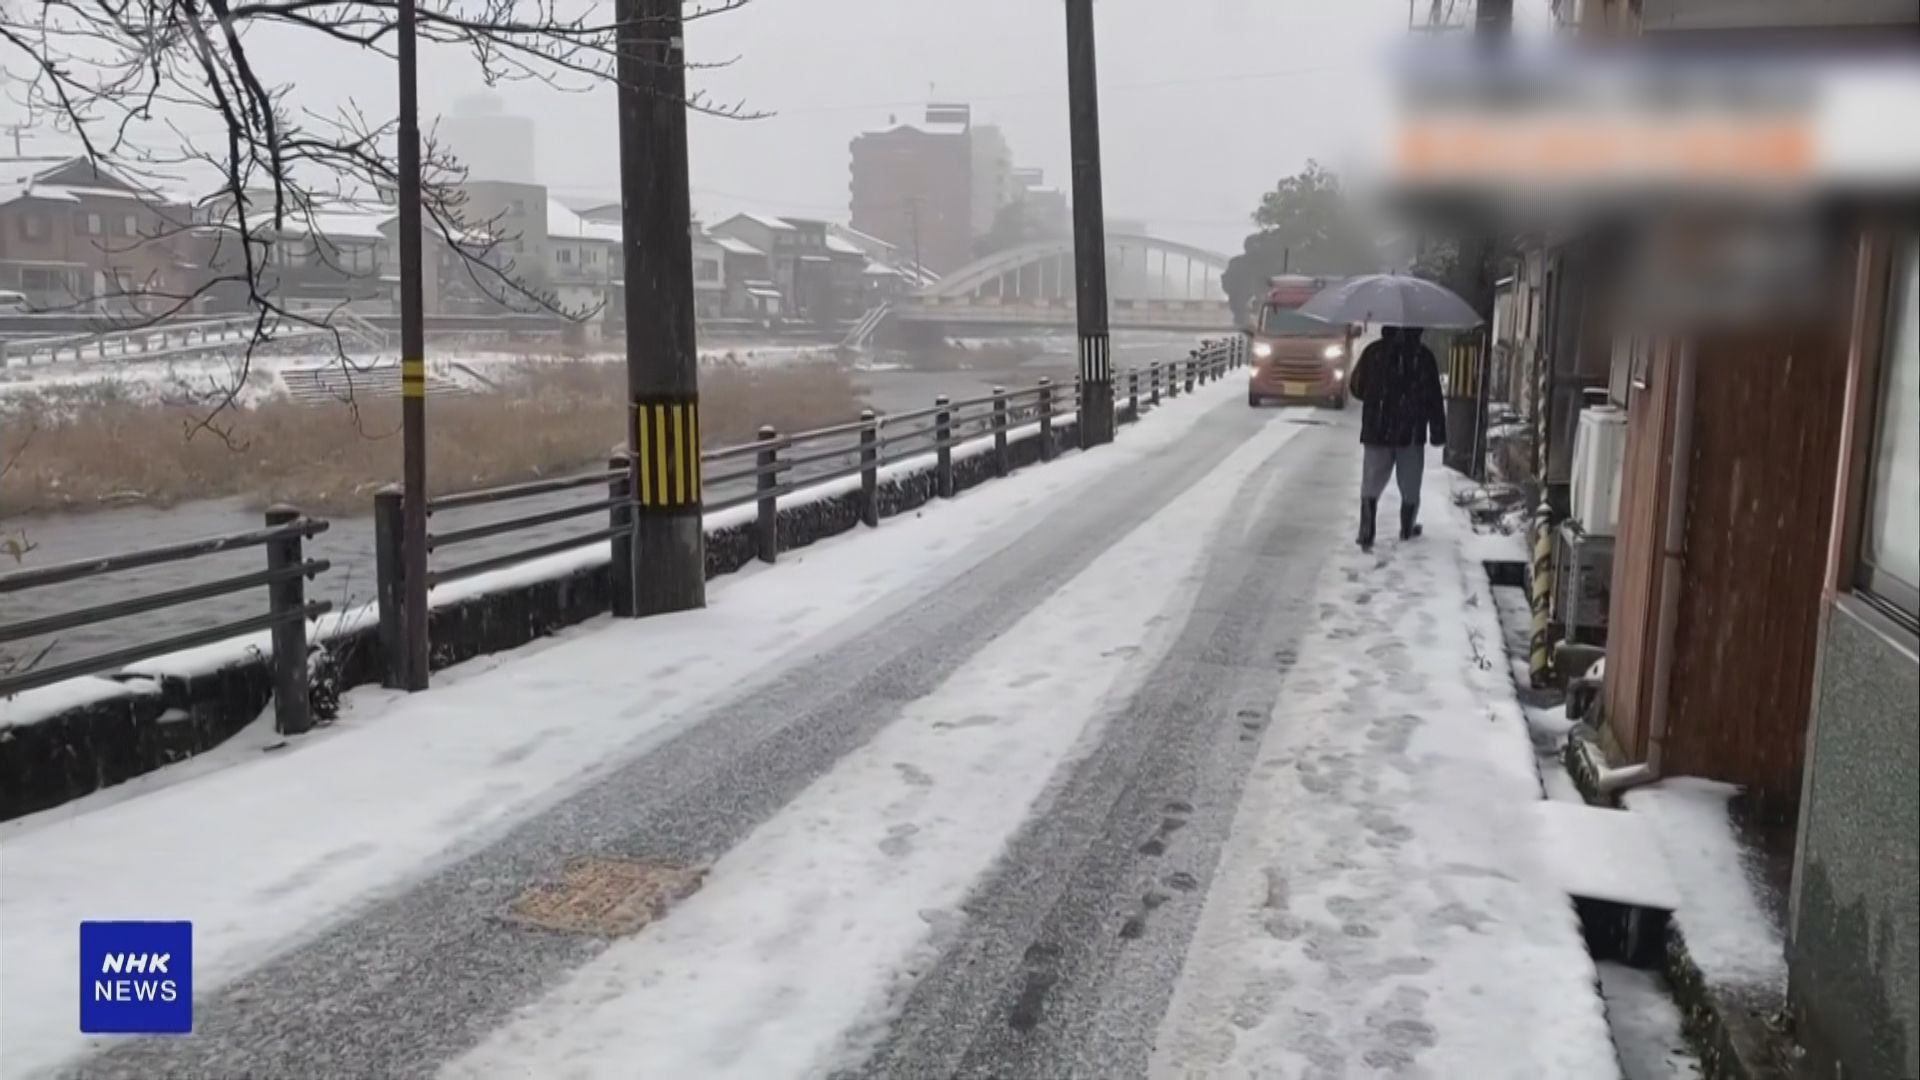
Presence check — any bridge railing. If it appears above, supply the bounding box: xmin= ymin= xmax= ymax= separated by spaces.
xmin=0 ymin=509 xmax=333 ymax=734
xmin=368 ymin=336 xmax=1249 ymax=689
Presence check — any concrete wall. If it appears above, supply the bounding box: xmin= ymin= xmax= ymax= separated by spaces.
xmin=1788 ymin=597 xmax=1920 ymax=1080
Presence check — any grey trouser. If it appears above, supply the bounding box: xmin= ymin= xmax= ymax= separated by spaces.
xmin=1361 ymin=443 xmax=1425 ymax=503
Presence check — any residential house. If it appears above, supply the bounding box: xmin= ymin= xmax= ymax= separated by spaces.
xmin=1788 ymin=227 xmax=1917 ymax=1080
xmin=189 ymin=195 xmax=392 ymax=314
xmin=1506 ymin=4 xmax=1918 ymax=1079
xmin=690 ymin=228 xmax=726 ymax=321
xmin=544 ymin=198 xmax=621 ymax=325
xmin=712 ymin=212 xmax=800 ymax=314
xmin=778 ymin=216 xmax=865 ymax=324
xmin=576 ymin=202 xmax=622 ymax=226
xmin=711 ymin=212 xmax=858 ymax=323
xmin=0 ymin=156 xmax=188 ymax=313
xmin=826 ymin=223 xmax=930 ymax=304
xmin=712 ymin=234 xmax=779 ymax=321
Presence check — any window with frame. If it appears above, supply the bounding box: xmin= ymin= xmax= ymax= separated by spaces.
xmin=20 ymin=213 xmax=48 ymax=240
xmin=122 ymin=214 xmax=138 ymax=236
xmin=1857 ymin=235 xmax=1919 ymax=633
xmin=84 ymin=212 xmax=103 ymax=235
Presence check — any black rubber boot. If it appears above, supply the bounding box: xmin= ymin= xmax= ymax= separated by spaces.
xmin=1357 ymin=498 xmax=1378 ymax=551
xmin=1400 ymin=501 xmax=1423 ymax=540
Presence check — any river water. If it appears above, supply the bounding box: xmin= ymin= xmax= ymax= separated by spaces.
xmin=2 ymin=333 xmax=1200 ymax=674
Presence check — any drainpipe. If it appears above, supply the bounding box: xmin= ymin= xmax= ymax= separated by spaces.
xmin=1600 ymin=339 xmax=1695 ymax=794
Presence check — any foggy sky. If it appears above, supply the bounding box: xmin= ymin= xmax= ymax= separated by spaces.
xmin=4 ymin=0 xmax=1548 ymax=256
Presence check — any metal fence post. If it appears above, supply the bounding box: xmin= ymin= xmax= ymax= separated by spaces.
xmin=1127 ymin=368 xmax=1139 ymax=419
xmin=992 ymin=386 xmax=1010 ymax=477
xmin=859 ymin=409 xmax=880 ymax=527
xmin=757 ymin=426 xmax=780 ymax=563
xmin=1038 ymin=377 xmax=1056 ymax=461
xmin=1185 ymin=354 xmax=1197 ymax=393
xmin=608 ymin=453 xmax=636 ymax=616
xmin=934 ymin=396 xmax=955 ymax=498
xmin=1151 ymin=361 xmax=1162 ymax=405
xmin=373 ymin=486 xmax=406 ymax=688
xmin=265 ymin=505 xmax=313 ymax=736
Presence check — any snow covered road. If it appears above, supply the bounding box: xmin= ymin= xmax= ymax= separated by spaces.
xmin=2 ymin=382 xmax=1621 ymax=1079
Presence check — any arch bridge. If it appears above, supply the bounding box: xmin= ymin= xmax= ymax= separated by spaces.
xmin=892 ymin=233 xmax=1237 ymax=333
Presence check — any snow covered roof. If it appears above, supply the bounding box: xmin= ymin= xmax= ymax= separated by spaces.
xmin=299 ymin=206 xmax=393 ymax=241
xmin=824 ymin=235 xmax=865 ymax=256
xmin=1 ymin=156 xmax=155 ymax=207
xmin=729 ymin=212 xmax=795 ymax=232
xmin=714 ymin=236 xmax=764 ymax=257
xmin=547 ymin=198 xmax=622 ymax=244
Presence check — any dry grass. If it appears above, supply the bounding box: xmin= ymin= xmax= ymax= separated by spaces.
xmin=0 ymin=360 xmax=864 ymax=516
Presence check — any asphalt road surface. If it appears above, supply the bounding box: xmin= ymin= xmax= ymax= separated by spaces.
xmin=61 ymin=395 xmax=1356 ymax=1080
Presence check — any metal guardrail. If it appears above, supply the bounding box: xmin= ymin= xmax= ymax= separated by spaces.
xmin=0 ymin=508 xmax=334 ymax=733
xmin=369 ymin=336 xmax=1250 ymax=689
xmin=0 ymin=310 xmax=390 ymax=367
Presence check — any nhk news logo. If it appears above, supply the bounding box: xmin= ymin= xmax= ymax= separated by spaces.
xmin=79 ymin=921 xmax=193 ymax=1034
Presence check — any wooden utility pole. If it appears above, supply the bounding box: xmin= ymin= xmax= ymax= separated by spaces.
xmin=395 ymin=0 xmax=429 ymax=689
xmin=1064 ymin=0 xmax=1114 ymax=448
xmin=617 ymin=0 xmax=705 ymax=615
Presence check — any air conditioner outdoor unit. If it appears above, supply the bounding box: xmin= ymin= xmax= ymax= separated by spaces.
xmin=1570 ymin=405 xmax=1627 ymax=538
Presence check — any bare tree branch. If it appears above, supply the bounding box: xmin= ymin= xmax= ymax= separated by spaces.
xmin=0 ymin=0 xmax=758 ymax=433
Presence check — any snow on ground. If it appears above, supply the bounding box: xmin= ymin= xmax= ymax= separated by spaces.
xmin=1622 ymin=779 xmax=1787 ymax=993
xmin=0 ymin=673 xmax=159 ymax=731
xmin=439 ymin=401 xmax=1310 ymax=1080
xmin=1600 ymin=963 xmax=1705 ymax=1080
xmin=1150 ymin=464 xmax=1619 ymax=1080
xmin=0 ymin=339 xmax=837 ymax=407
xmin=0 ymin=380 xmax=1244 ymax=1080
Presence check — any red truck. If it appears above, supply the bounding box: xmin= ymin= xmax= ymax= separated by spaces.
xmin=1245 ymin=276 xmax=1357 ymax=410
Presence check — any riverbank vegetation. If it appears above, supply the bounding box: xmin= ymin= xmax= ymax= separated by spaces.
xmin=0 ymin=360 xmax=863 ymax=517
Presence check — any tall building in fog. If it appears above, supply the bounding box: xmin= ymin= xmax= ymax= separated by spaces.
xmin=969 ymin=124 xmax=1012 ymax=240
xmin=849 ymin=104 xmax=1018 ymax=276
xmin=439 ymin=94 xmax=537 ymax=185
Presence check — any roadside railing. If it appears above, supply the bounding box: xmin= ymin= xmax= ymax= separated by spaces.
xmin=0 ymin=508 xmax=333 ymax=733
xmin=0 ymin=311 xmax=388 ymax=368
xmin=369 ymin=336 xmax=1250 ymax=688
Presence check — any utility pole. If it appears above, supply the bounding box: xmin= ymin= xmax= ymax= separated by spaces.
xmin=617 ymin=0 xmax=704 ymax=614
xmin=395 ymin=0 xmax=428 ymax=689
xmin=1064 ymin=0 xmax=1114 ymax=448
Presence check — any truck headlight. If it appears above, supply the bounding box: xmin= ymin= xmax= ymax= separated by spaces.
xmin=1253 ymin=341 xmax=1273 ymax=359
xmin=1333 ymin=368 xmax=1345 ymax=381
xmin=1321 ymin=344 xmax=1345 ymax=360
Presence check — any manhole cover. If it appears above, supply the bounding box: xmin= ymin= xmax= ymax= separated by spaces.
xmin=505 ymin=857 xmax=706 ymax=937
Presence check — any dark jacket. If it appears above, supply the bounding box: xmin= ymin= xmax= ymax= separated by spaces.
xmin=1348 ymin=327 xmax=1446 ymax=448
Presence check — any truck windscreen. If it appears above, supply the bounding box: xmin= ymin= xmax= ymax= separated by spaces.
xmin=1260 ymin=306 xmax=1332 ymax=337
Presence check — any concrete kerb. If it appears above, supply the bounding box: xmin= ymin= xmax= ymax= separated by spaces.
xmin=1559 ymin=735 xmax=1802 ymax=1080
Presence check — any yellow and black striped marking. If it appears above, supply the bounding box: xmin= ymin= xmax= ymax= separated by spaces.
xmin=632 ymin=397 xmax=703 ymax=513
xmin=1529 ymin=511 xmax=1554 ymax=688
xmin=402 ymin=357 xmax=426 ymax=399
xmin=1446 ymin=340 xmax=1484 ymax=402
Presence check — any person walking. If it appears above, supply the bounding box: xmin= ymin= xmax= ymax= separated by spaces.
xmin=1346 ymin=325 xmax=1447 ymax=552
